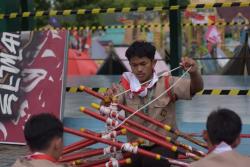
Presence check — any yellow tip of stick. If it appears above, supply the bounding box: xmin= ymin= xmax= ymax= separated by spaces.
xmin=80 ymin=128 xmax=85 ymax=132
xmin=111 ymin=96 xmax=118 ymax=102
xmin=171 ymin=146 xmax=177 ymax=152
xmin=164 ymin=124 xmax=171 ymax=131
xmin=137 ymin=138 xmax=144 ymax=144
xmin=79 ymin=106 xmax=85 ymax=112
xmin=194 ymin=155 xmax=200 ymax=160
xmin=166 ymin=136 xmax=171 ymax=142
xmin=79 ymin=85 xmax=85 ymax=91
xmin=72 ymin=160 xmax=81 ymax=165
xmin=156 ymin=154 xmax=161 ymax=160
xmin=91 ymin=103 xmax=100 ymax=110
xmin=126 ymin=158 xmax=132 ymax=164
xmin=121 ymin=128 xmax=127 ymax=135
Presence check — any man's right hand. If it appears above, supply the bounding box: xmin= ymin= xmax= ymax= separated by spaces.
xmin=101 ymin=83 xmax=119 ymax=105
xmin=105 ymin=83 xmax=119 ymax=97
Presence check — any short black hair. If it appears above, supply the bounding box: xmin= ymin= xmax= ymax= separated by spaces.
xmin=125 ymin=41 xmax=156 ymax=61
xmin=206 ymin=108 xmax=242 ymax=145
xmin=24 ymin=113 xmax=63 ymax=151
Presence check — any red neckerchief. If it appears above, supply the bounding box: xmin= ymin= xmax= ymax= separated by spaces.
xmin=120 ymin=76 xmax=149 ymax=94
xmin=27 ymin=153 xmax=57 ymax=163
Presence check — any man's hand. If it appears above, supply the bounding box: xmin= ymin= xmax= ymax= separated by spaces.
xmin=179 ymin=57 xmax=198 ymax=74
xmin=105 ymin=83 xmax=119 ymax=97
xmin=101 ymin=83 xmax=119 ymax=105
xmin=179 ymin=57 xmax=203 ymax=95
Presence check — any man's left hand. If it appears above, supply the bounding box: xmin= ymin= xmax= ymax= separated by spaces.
xmin=179 ymin=57 xmax=198 ymax=74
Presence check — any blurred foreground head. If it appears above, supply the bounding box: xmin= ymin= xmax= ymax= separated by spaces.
xmin=24 ymin=113 xmax=63 ymax=159
xmin=205 ymin=108 xmax=242 ymax=148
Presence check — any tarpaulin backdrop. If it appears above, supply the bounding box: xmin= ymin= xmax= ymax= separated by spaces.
xmin=0 ymin=30 xmax=68 ymax=144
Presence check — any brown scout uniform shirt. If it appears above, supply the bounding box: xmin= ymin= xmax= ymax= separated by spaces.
xmin=12 ymin=158 xmax=68 ymax=167
xmin=190 ymin=150 xmax=250 ymax=167
xmin=118 ymin=76 xmax=191 ymax=146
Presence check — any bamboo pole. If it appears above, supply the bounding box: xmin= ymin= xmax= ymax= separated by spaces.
xmin=63 ymin=128 xmax=126 ymax=155
xmin=80 ymin=106 xmax=200 ymax=160
xmin=60 ymin=148 xmax=104 ymax=162
xmin=91 ymin=103 xmax=205 ymax=157
xmin=63 ymin=139 xmax=97 ymax=155
xmin=79 ymin=85 xmax=207 ymax=149
xmin=92 ymin=158 xmax=132 ymax=167
xmin=64 ymin=127 xmax=189 ymax=167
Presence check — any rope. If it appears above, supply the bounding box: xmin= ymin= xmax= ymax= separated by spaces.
xmin=106 ymin=118 xmax=119 ymax=127
xmin=168 ymin=158 xmax=189 ymax=167
xmin=103 ymin=146 xmax=117 ymax=155
xmin=102 ymin=103 xmax=120 ymax=119
xmin=105 ymin=157 xmax=119 ymax=167
xmin=121 ymin=143 xmax=138 ymax=154
xmin=102 ymin=131 xmax=117 ymax=140
xmin=104 ymin=146 xmax=112 ymax=155
xmin=110 ymin=110 xmax=119 ymax=119
xmin=99 ymin=105 xmax=111 ymax=115
xmin=110 ymin=67 xmax=191 ymax=131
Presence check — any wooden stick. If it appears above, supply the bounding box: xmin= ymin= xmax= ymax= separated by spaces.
xmin=79 ymin=85 xmax=207 ymax=149
xmin=64 ymin=127 xmax=189 ymax=167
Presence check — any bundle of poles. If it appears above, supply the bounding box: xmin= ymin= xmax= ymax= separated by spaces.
xmin=60 ymin=85 xmax=212 ymax=167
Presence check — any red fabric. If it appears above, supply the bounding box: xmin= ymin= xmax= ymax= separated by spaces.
xmin=120 ymin=75 xmax=176 ymax=99
xmin=184 ymin=10 xmax=205 ymax=20
xmin=67 ymin=49 xmax=97 ymax=76
xmin=118 ymin=17 xmax=128 ymax=23
xmin=119 ymin=76 xmax=148 ymax=95
xmin=208 ymin=15 xmax=216 ymax=23
xmin=120 ymin=76 xmax=130 ymax=91
xmin=67 ymin=31 xmax=96 ymax=76
xmin=29 ymin=154 xmax=57 ymax=163
xmin=86 ymin=32 xmax=92 ymax=48
xmin=165 ymin=76 xmax=176 ymax=102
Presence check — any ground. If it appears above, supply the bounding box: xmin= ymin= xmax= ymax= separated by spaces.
xmin=0 ymin=144 xmax=28 ymax=167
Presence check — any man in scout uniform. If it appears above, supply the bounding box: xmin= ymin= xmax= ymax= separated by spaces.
xmin=106 ymin=41 xmax=203 ymax=167
xmin=12 ymin=113 xmax=68 ymax=167
xmin=190 ymin=108 xmax=250 ymax=167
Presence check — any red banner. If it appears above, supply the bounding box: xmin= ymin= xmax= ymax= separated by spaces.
xmin=0 ymin=30 xmax=68 ymax=144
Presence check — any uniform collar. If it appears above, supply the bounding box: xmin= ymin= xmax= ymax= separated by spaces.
xmin=120 ymin=72 xmax=158 ymax=97
xmin=208 ymin=142 xmax=232 ymax=154
xmin=26 ymin=152 xmax=57 ymax=163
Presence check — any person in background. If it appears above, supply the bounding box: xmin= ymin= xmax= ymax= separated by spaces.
xmin=190 ymin=108 xmax=250 ymax=167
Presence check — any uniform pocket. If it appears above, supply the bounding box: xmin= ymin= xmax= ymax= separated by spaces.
xmin=152 ymin=98 xmax=170 ymax=121
xmin=124 ymin=97 xmax=140 ymax=115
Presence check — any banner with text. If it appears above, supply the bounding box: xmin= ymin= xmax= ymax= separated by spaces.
xmin=0 ymin=30 xmax=68 ymax=144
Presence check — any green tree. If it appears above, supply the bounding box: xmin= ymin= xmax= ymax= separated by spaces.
xmin=54 ymin=0 xmax=167 ymax=27
xmin=33 ymin=0 xmax=189 ymax=27
xmin=33 ymin=0 xmax=51 ymax=27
